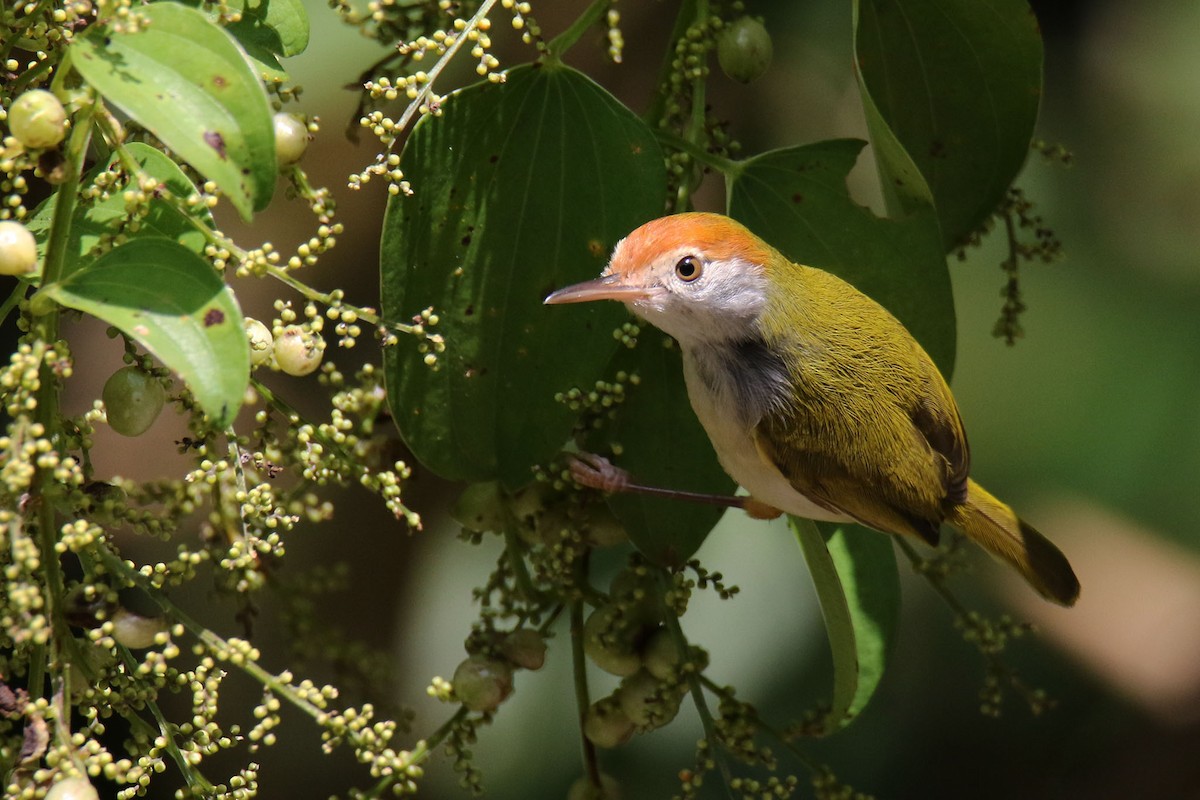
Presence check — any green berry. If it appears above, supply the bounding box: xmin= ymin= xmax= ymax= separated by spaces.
xmin=583 ymin=702 xmax=634 ymax=748
xmin=111 ymin=608 xmax=168 ymax=649
xmin=452 ymin=655 xmax=513 ymax=712
xmin=718 ymin=17 xmax=773 ymax=84
xmin=274 ymin=113 xmax=309 ymax=165
xmin=244 ymin=318 xmax=274 ymax=367
xmin=9 ymin=89 xmax=68 ymax=148
xmin=641 ymin=627 xmax=680 ymax=680
xmin=46 ymin=777 xmax=100 ymax=800
xmin=499 ymin=628 xmax=547 ymax=671
xmin=274 ymin=325 xmax=323 ymax=376
xmin=616 ymin=669 xmax=682 ymax=730
xmin=102 ymin=367 xmax=166 ymax=437
xmin=0 ymin=220 xmax=37 ymax=276
xmin=583 ymin=605 xmax=643 ymax=677
xmin=451 ymin=481 xmax=505 ymax=533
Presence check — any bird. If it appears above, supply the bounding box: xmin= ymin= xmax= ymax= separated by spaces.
xmin=544 ymin=212 xmax=1079 ymax=606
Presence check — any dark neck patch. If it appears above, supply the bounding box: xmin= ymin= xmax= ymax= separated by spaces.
xmin=689 ymin=336 xmax=791 ymax=427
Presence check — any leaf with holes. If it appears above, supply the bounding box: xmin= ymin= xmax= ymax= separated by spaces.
xmin=71 ymin=2 xmax=275 ymax=219
xmin=42 ymin=238 xmax=248 ymax=426
xmin=382 ymin=63 xmax=667 ymax=487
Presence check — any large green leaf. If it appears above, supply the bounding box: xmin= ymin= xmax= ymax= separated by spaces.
xmin=381 ymin=63 xmax=667 ymax=487
xmin=70 ymin=2 xmax=276 ymax=219
xmin=727 ymin=139 xmax=955 ymax=374
xmin=27 ymin=142 xmax=212 ymax=278
xmin=592 ymin=337 xmax=736 ymax=567
xmin=42 ymin=239 xmax=248 ymax=426
xmin=793 ymin=519 xmax=900 ymax=732
xmin=854 ymin=0 xmax=1043 ymax=248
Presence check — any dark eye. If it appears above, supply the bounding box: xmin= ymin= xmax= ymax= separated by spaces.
xmin=675 ymin=256 xmax=701 ymax=282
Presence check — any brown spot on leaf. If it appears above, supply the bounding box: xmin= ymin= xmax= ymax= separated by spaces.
xmin=212 ymin=74 xmax=228 ymax=88
xmin=929 ymin=139 xmax=948 ymax=159
xmin=203 ymin=308 xmax=225 ymax=327
xmin=587 ymin=239 xmax=605 ymax=257
xmin=792 ymin=193 xmax=804 ymax=204
xmin=204 ymin=131 xmax=227 ymax=159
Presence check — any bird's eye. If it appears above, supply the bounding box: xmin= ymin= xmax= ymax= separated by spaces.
xmin=675 ymin=256 xmax=701 ymax=282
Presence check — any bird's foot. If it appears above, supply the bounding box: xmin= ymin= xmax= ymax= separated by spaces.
xmin=568 ymin=452 xmax=631 ymax=493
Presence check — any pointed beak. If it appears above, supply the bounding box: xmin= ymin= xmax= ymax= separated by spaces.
xmin=544 ymin=274 xmax=655 ymax=305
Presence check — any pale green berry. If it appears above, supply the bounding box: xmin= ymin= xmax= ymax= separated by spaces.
xmin=499 ymin=628 xmax=547 ymax=671
xmin=244 ymin=318 xmax=274 ymax=367
xmin=583 ymin=702 xmax=634 ymax=748
xmin=452 ymin=655 xmax=513 ymax=712
xmin=46 ymin=777 xmax=100 ymax=800
xmin=111 ymin=608 xmax=168 ymax=649
xmin=616 ymin=669 xmax=681 ymax=730
xmin=102 ymin=367 xmax=166 ymax=437
xmin=718 ymin=17 xmax=773 ymax=84
xmin=274 ymin=113 xmax=309 ymax=165
xmin=451 ymin=481 xmax=505 ymax=532
xmin=583 ymin=605 xmax=642 ymax=677
xmin=641 ymin=627 xmax=680 ymax=680
xmin=0 ymin=220 xmax=37 ymax=276
xmin=9 ymin=89 xmax=68 ymax=148
xmin=274 ymin=325 xmax=323 ymax=376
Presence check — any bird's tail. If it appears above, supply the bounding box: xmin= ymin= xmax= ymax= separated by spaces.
xmin=948 ymin=479 xmax=1080 ymax=606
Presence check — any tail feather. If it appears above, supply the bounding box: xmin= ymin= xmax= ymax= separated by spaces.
xmin=949 ymin=480 xmax=1080 ymax=606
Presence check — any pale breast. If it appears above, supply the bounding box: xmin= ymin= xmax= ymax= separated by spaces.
xmin=681 ymin=345 xmax=853 ymax=523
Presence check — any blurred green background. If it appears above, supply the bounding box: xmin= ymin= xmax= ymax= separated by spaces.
xmin=75 ymin=0 xmax=1200 ymax=796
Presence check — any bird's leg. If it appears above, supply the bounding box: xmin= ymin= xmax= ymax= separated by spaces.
xmin=567 ymin=453 xmax=783 ymax=520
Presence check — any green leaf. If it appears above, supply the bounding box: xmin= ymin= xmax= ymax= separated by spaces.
xmin=185 ymin=0 xmax=311 ymax=81
xmin=28 ymin=142 xmax=212 ymax=278
xmin=792 ymin=518 xmax=900 ymax=732
xmin=71 ymin=2 xmax=276 ymax=220
xmin=381 ymin=63 xmax=667 ymax=487
xmin=42 ymin=238 xmax=248 ymax=426
xmin=727 ymin=139 xmax=955 ymax=375
xmin=591 ymin=337 xmax=736 ymax=567
xmin=854 ymin=0 xmax=1043 ymax=248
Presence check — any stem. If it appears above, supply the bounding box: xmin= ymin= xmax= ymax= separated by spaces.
xmin=697 ymin=674 xmax=824 ymax=774
xmin=0 ymin=283 xmax=27 ymax=335
xmin=656 ymin=568 xmax=735 ymax=799
xmin=545 ymin=0 xmax=609 ymax=63
xmin=654 ymin=129 xmax=739 ymax=175
xmin=569 ymin=599 xmax=603 ymax=788
xmin=645 ymin=0 xmax=704 ymax=127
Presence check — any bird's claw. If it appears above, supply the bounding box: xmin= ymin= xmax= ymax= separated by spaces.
xmin=568 ymin=452 xmax=631 ymax=493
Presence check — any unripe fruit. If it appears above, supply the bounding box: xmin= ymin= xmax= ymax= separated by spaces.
xmin=451 ymin=481 xmax=505 ymax=533
xmin=0 ymin=220 xmax=38 ymax=276
xmin=640 ymin=626 xmax=680 ymax=680
xmin=274 ymin=325 xmax=323 ymax=376
xmin=616 ymin=669 xmax=682 ymax=730
xmin=244 ymin=318 xmax=274 ymax=367
xmin=9 ymin=89 xmax=68 ymax=148
xmin=46 ymin=777 xmax=100 ymax=800
xmin=583 ymin=702 xmax=634 ymax=749
xmin=452 ymin=655 xmax=513 ymax=712
xmin=499 ymin=628 xmax=547 ymax=671
xmin=717 ymin=17 xmax=773 ymax=84
xmin=274 ymin=113 xmax=309 ymax=165
xmin=583 ymin=605 xmax=642 ymax=677
xmin=102 ymin=367 xmax=166 ymax=437
xmin=567 ymin=773 xmax=622 ymax=800
xmin=111 ymin=608 xmax=168 ymax=649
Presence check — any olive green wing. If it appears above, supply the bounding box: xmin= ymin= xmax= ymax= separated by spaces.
xmin=752 ymin=379 xmax=970 ymax=544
